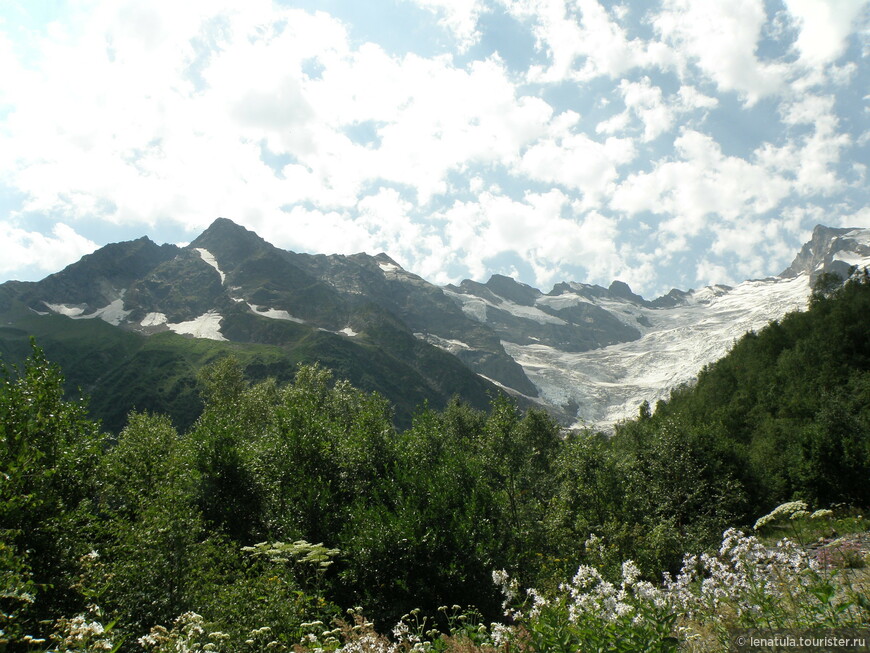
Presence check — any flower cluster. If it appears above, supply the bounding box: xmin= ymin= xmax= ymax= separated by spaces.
xmin=490 ymin=558 xmax=676 ymax=652
xmin=241 ymin=540 xmax=339 ymax=570
xmin=488 ymin=525 xmax=868 ymax=652
xmin=753 ymin=500 xmax=808 ymax=530
xmin=138 ymin=612 xmax=240 ymax=652
xmin=48 ymin=606 xmax=116 ymax=652
xmin=664 ymin=527 xmax=814 ymax=627
xmin=491 ymin=569 xmax=520 ymax=619
xmin=293 ymin=605 xmax=500 ymax=653
xmin=550 ymin=558 xmax=668 ymax=629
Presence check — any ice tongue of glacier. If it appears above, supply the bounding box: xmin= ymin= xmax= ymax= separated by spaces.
xmin=500 ymin=226 xmax=870 ymax=430
xmin=507 ymin=274 xmax=813 ymax=429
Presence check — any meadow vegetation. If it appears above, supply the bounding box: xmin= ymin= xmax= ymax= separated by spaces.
xmin=1 ymin=274 xmax=869 ymax=651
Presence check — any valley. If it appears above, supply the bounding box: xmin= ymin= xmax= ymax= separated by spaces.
xmin=2 ymin=220 xmax=869 ymax=431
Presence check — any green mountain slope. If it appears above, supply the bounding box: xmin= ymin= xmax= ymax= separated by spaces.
xmin=0 ymin=218 xmax=516 ymax=431
xmin=0 ymin=299 xmax=499 ymax=432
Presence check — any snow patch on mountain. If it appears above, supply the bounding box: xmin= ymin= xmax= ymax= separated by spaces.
xmin=846 ymin=228 xmax=870 ymax=241
xmin=499 ymin=300 xmax=567 ymax=325
xmin=444 ymin=291 xmax=489 ymax=322
xmin=415 ymin=332 xmax=473 ymax=355
xmin=168 ymin=311 xmax=226 ymax=341
xmin=247 ymin=303 xmax=305 ymax=323
xmin=534 ymin=294 xmax=591 ymax=311
xmin=445 ymin=288 xmax=567 ymax=325
xmin=378 ymin=261 xmax=400 ymax=273
xmin=44 ymin=299 xmax=131 ymax=326
xmin=142 ymin=312 xmax=168 ymax=326
xmin=85 ymin=299 xmax=132 ymax=326
xmin=539 ymin=293 xmax=651 ymax=332
xmin=194 ymin=248 xmax=226 ymax=284
xmin=318 ymin=326 xmax=359 ymax=337
xmin=44 ymin=302 xmax=85 ymax=317
xmin=831 ymin=249 xmax=869 ymax=267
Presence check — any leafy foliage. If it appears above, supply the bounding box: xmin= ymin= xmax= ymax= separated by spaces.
xmin=650 ymin=271 xmax=870 ymax=512
xmin=0 ymin=341 xmax=103 ymax=636
xmin=1 ymin=273 xmax=869 ymax=650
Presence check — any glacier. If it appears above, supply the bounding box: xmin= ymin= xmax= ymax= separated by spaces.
xmin=438 ymin=226 xmax=870 ymax=429
xmin=505 ymin=273 xmax=814 ymax=428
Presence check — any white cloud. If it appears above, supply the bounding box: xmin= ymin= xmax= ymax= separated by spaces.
xmin=653 ymin=0 xmax=788 ymax=104
xmin=619 ymin=78 xmax=674 ymax=142
xmin=431 ymin=190 xmax=644 ymax=289
xmin=437 ymin=191 xmax=575 ymax=286
xmin=677 ymin=85 xmax=719 ymax=111
xmin=501 ymin=0 xmax=672 ymax=82
xmin=355 ymin=188 xmax=417 ymax=251
xmin=0 ymin=222 xmax=98 ymax=277
xmin=781 ymin=94 xmax=837 ymax=126
xmin=518 ymin=124 xmax=636 ymax=206
xmin=611 ymin=107 xmax=852 ymax=238
xmin=611 ymin=129 xmax=793 ymax=243
xmin=0 ymin=0 xmax=866 ymax=295
xmin=263 ymin=205 xmax=365 ymax=257
xmin=204 ymin=32 xmax=556 ymax=206
xmin=405 ymin=0 xmax=486 ymax=50
xmin=363 ymin=55 xmax=555 ymax=203
xmin=596 ymin=80 xmax=718 ymax=142
xmin=595 ymin=111 xmax=631 ymax=136
xmin=707 ymin=218 xmax=808 ymax=281
xmin=833 ymin=205 xmax=870 ymax=227
xmin=0 ymin=3 xmax=557 ymax=225
xmin=774 ymin=94 xmax=851 ymax=195
xmin=695 ymin=258 xmax=733 ymax=286
xmin=784 ymin=0 xmax=869 ymax=68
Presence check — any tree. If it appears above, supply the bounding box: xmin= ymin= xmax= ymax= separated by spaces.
xmin=0 ymin=341 xmax=104 ymax=632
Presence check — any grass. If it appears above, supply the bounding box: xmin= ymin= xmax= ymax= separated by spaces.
xmin=0 ymin=302 xmax=501 ymax=432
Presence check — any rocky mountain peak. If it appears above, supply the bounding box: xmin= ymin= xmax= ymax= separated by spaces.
xmin=7 ymin=219 xmax=870 ymax=431
xmin=484 ymin=274 xmax=541 ymax=306
xmin=781 ymin=225 xmax=870 ymax=281
xmin=19 ymin=236 xmax=179 ymax=311
xmin=189 ymin=218 xmax=271 ymax=269
xmin=372 ymin=252 xmax=403 ymax=270
xmin=608 ymin=280 xmax=645 ymax=304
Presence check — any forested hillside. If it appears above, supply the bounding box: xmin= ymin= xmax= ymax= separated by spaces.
xmin=642 ymin=268 xmax=870 ymax=509
xmin=2 ymin=274 xmax=869 ymax=651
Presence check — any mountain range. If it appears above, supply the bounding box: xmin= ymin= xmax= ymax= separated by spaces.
xmin=1 ymin=219 xmax=868 ymax=431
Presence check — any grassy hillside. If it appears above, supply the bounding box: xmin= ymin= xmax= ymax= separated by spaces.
xmin=0 ymin=302 xmax=499 ymax=432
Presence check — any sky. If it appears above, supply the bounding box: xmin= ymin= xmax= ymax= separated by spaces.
xmin=0 ymin=0 xmax=868 ymax=298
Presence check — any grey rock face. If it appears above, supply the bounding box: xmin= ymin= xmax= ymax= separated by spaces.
xmin=781 ymin=225 xmax=870 ymax=282
xmin=6 ymin=218 xmax=870 ymax=429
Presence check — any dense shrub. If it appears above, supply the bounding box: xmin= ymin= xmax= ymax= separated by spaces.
xmin=2 ymin=273 xmax=869 ymax=649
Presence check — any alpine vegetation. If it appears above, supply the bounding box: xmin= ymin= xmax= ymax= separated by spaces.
xmin=1 ymin=275 xmax=869 ymax=651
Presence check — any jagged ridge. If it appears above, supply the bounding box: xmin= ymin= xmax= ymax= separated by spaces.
xmin=2 ymin=221 xmax=869 ymax=430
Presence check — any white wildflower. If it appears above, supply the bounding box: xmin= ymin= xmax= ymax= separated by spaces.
xmin=490 ymin=622 xmax=512 ymax=648
xmin=526 ymin=587 xmax=549 ymax=618
xmin=620 ymin=560 xmax=641 ymax=588
xmin=754 ymin=501 xmax=808 ymax=530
